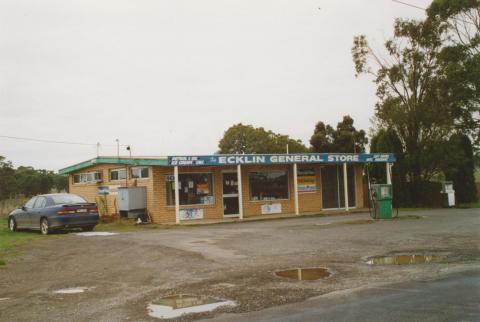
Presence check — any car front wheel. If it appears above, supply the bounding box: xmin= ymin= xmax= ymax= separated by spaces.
xmin=8 ymin=217 xmax=16 ymax=232
xmin=40 ymin=218 xmax=50 ymax=235
xmin=82 ymin=226 xmax=95 ymax=232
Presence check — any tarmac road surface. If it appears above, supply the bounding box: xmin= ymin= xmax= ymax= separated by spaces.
xmin=206 ymin=270 xmax=480 ymax=322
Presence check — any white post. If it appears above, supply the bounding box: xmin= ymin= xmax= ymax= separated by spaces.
xmin=237 ymin=164 xmax=244 ymax=220
xmin=343 ymin=163 xmax=349 ymax=211
xmin=386 ymin=163 xmax=392 ymax=185
xmin=174 ymin=166 xmax=180 ymax=224
xmin=293 ymin=163 xmax=299 ymax=215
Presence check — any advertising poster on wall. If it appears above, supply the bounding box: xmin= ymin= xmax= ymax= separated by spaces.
xmin=97 ymin=186 xmax=109 ymax=195
xmin=180 ymin=208 xmax=204 ymax=220
xmin=297 ymin=169 xmax=316 ymax=192
xmin=261 ymin=203 xmax=282 ymax=215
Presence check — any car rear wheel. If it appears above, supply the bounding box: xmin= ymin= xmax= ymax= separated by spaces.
xmin=40 ymin=218 xmax=50 ymax=235
xmin=8 ymin=217 xmax=16 ymax=232
xmin=82 ymin=226 xmax=95 ymax=232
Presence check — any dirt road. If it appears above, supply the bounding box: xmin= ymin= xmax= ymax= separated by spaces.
xmin=0 ymin=209 xmax=479 ymax=321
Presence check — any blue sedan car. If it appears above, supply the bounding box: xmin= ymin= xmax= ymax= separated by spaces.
xmin=8 ymin=193 xmax=99 ymax=235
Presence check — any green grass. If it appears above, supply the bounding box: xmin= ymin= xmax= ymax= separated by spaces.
xmin=456 ymin=201 xmax=480 ymax=208
xmin=0 ymin=218 xmax=42 ymax=266
xmin=336 ymin=219 xmax=375 ymax=225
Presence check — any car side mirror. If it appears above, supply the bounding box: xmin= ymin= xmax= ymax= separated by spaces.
xmin=21 ymin=206 xmax=27 ymax=211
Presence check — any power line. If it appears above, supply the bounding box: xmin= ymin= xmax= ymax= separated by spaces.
xmin=0 ymin=135 xmax=128 ymax=147
xmin=392 ymin=0 xmax=425 ymax=11
xmin=392 ymin=0 xmax=477 ymax=26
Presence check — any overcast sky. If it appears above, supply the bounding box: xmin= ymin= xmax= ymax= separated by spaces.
xmin=0 ymin=0 xmax=428 ymax=171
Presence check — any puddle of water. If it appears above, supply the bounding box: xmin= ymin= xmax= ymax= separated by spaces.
xmin=275 ymin=268 xmax=331 ymax=281
xmin=54 ymin=286 xmax=94 ymax=294
xmin=148 ymin=294 xmax=236 ymax=319
xmin=74 ymin=232 xmax=118 ymax=237
xmin=366 ymin=254 xmax=446 ymax=265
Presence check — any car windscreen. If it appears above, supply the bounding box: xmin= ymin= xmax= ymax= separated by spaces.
xmin=50 ymin=194 xmax=88 ymax=205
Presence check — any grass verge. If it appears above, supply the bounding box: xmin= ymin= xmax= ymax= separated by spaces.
xmin=0 ymin=218 xmax=42 ymax=266
xmin=456 ymin=201 xmax=480 ymax=208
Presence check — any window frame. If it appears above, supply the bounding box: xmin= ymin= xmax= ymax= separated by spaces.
xmin=109 ymin=168 xmax=127 ymax=181
xmin=248 ymin=170 xmax=290 ymax=202
xmin=165 ymin=172 xmax=215 ymax=207
xmin=131 ymin=166 xmax=149 ymax=179
xmin=72 ymin=171 xmax=102 ymax=184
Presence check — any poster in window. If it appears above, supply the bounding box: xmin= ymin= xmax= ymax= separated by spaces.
xmin=298 ymin=169 xmax=316 ymax=192
xmin=196 ymin=183 xmax=209 ymax=195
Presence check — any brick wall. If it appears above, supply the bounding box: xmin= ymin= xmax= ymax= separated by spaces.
xmin=69 ymin=163 xmax=366 ymax=224
xmin=68 ymin=164 xmax=154 ymax=218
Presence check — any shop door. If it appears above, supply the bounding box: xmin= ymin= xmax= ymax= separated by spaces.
xmin=321 ymin=165 xmax=356 ymax=209
xmin=222 ymin=172 xmax=239 ymax=217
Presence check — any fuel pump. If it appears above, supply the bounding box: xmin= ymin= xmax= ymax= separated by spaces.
xmin=365 ymin=163 xmax=397 ymax=219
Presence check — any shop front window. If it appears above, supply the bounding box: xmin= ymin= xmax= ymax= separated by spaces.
xmin=249 ymin=171 xmax=289 ymax=201
xmin=166 ymin=173 xmax=214 ymax=205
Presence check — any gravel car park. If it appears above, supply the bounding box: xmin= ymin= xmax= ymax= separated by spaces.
xmin=0 ymin=209 xmax=479 ymax=321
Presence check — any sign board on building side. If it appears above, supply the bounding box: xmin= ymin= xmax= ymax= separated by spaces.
xmin=168 ymin=153 xmax=395 ymax=166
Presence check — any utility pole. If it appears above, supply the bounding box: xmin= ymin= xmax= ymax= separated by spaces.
xmin=115 ymin=139 xmax=119 ymax=158
xmin=96 ymin=142 xmax=100 ymax=157
xmin=286 ymin=144 xmax=289 ymax=154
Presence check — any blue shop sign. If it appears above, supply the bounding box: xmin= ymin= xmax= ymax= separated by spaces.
xmin=168 ymin=153 xmax=395 ymax=166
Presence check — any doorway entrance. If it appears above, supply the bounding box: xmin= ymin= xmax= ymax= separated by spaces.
xmin=321 ymin=165 xmax=356 ymax=209
xmin=222 ymin=172 xmax=239 ymax=217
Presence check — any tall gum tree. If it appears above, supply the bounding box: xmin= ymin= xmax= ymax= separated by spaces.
xmin=428 ymin=0 xmax=480 ymax=145
xmin=352 ymin=18 xmax=452 ymax=201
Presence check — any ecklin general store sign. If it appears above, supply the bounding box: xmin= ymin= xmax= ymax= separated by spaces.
xmin=168 ymin=153 xmax=395 ymax=166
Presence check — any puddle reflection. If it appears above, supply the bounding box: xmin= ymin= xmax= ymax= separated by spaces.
xmin=148 ymin=294 xmax=236 ymax=319
xmin=275 ymin=268 xmax=331 ymax=281
xmin=366 ymin=254 xmax=446 ymax=265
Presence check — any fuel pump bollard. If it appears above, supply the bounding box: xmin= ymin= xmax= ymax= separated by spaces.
xmin=371 ymin=184 xmax=393 ymax=219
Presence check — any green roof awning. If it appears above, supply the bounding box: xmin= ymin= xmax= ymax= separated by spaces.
xmin=58 ymin=157 xmax=168 ymax=175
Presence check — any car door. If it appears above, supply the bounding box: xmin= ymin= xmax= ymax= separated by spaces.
xmin=30 ymin=197 xmax=47 ymax=228
xmin=16 ymin=197 xmax=36 ymax=228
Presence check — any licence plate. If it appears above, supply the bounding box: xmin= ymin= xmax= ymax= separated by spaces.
xmin=76 ymin=209 xmax=88 ymax=213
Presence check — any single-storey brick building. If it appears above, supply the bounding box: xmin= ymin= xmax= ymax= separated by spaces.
xmin=58 ymin=153 xmax=395 ymax=224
